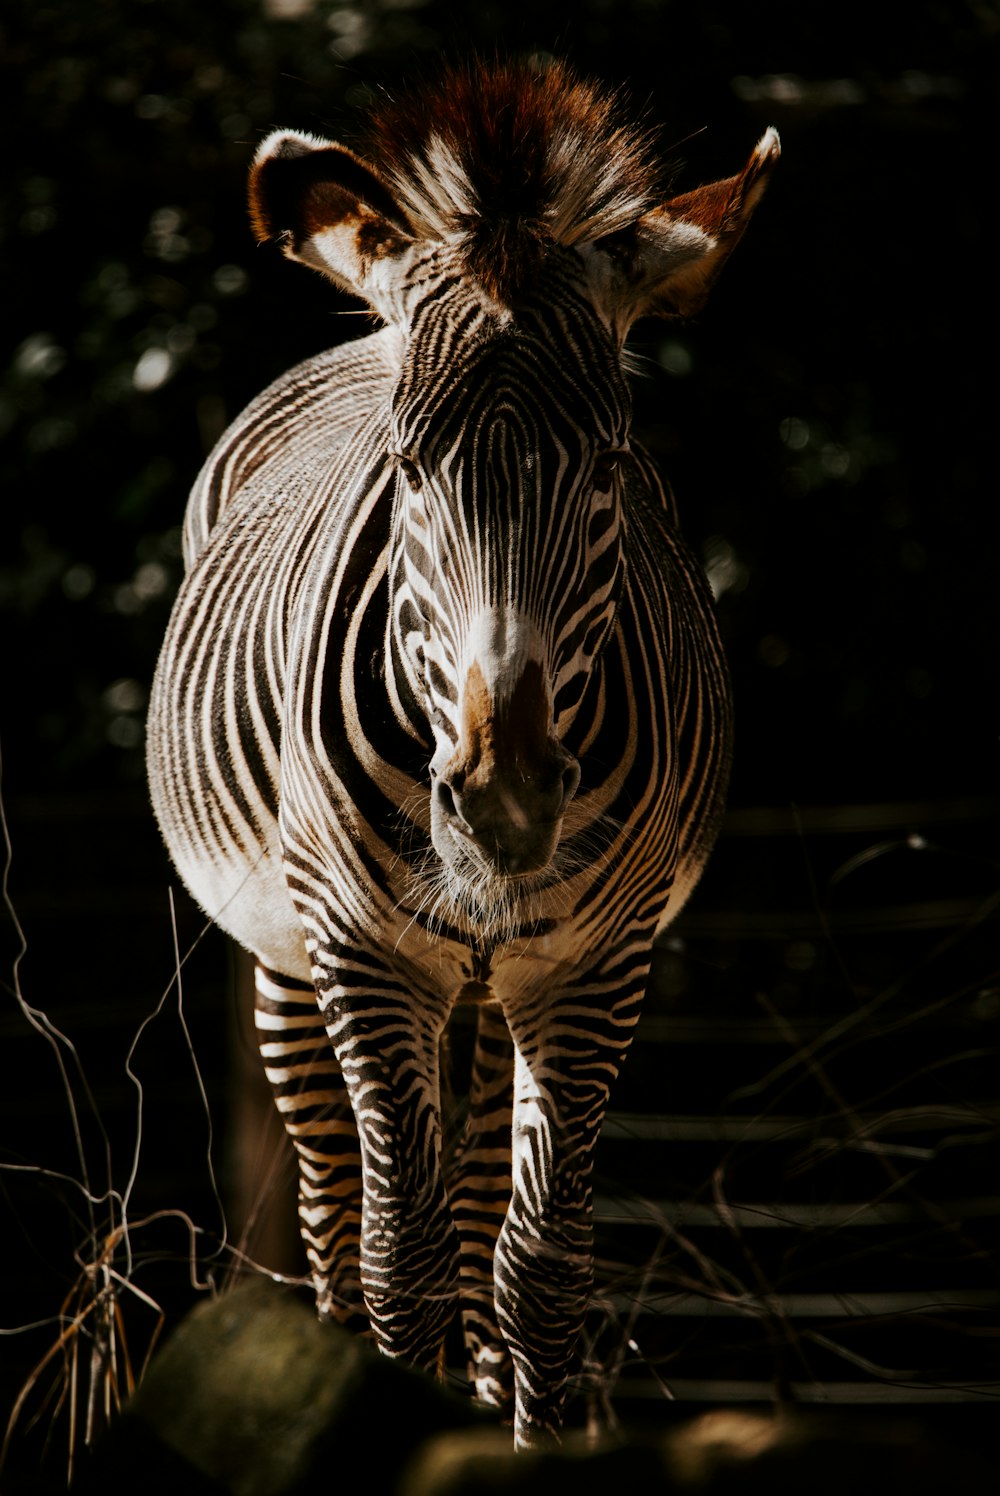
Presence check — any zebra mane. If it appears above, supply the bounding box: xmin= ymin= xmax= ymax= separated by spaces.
xmin=365 ymin=58 xmax=663 ymax=303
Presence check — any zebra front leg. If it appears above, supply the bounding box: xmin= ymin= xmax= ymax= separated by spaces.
xmin=446 ymin=1005 xmax=515 ymax=1411
xmin=497 ymin=972 xmax=646 ymax=1448
xmin=253 ymin=964 xmax=365 ymax=1328
xmin=319 ymin=964 xmax=461 ymax=1374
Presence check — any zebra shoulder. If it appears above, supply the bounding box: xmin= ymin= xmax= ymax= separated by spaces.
xmin=182 ymin=329 xmax=398 ymax=569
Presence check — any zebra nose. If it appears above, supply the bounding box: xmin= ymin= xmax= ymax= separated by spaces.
xmin=434 ymin=753 xmax=579 ymax=872
xmin=557 ymin=757 xmax=582 ymax=810
xmin=435 ymin=759 xmax=578 ymax=825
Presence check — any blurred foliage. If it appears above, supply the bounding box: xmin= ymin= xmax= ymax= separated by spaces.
xmin=1 ymin=0 xmax=997 ymax=802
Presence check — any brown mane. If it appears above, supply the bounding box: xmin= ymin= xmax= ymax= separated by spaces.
xmin=364 ymin=58 xmax=662 ymax=303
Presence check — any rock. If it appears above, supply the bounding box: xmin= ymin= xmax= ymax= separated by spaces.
xmin=662 ymin=1409 xmax=999 ymax=1495
xmin=75 ymin=1281 xmax=999 ymax=1495
xmin=401 ymin=1409 xmax=1000 ymax=1496
xmin=400 ymin=1428 xmax=666 ymax=1496
xmin=79 ymin=1277 xmax=488 ymax=1495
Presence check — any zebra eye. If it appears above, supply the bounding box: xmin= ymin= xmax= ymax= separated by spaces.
xmin=397 ymin=455 xmax=423 ymax=491
xmin=591 ymin=452 xmax=620 ymax=493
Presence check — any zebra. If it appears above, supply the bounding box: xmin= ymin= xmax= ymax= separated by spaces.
xmin=147 ymin=59 xmax=778 ymax=1446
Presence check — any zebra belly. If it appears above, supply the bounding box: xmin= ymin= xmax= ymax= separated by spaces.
xmin=191 ymin=845 xmax=311 ymax=983
xmin=157 ymin=806 xmax=314 ymax=983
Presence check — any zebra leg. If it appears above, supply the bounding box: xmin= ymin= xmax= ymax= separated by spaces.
xmin=446 ymin=1004 xmax=515 ymax=1410
xmin=253 ymin=963 xmax=365 ymax=1328
xmin=318 ymin=965 xmax=460 ymax=1374
xmin=496 ymin=971 xmax=647 ymax=1448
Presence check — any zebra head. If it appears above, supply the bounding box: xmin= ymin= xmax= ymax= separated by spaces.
xmin=385 ymin=286 xmax=632 ymax=883
xmin=249 ymin=61 xmax=778 ymax=899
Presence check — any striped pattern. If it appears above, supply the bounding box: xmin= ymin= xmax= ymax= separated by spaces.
xmin=147 ymin=60 xmax=775 ymax=1446
xmin=253 ymin=963 xmax=365 ymax=1328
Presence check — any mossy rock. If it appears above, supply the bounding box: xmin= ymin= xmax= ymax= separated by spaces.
xmin=81 ymin=1277 xmax=488 ymax=1495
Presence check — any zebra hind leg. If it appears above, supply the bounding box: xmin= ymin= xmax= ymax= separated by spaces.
xmin=253 ymin=963 xmax=366 ymax=1330
xmin=445 ymin=1004 xmax=515 ymax=1412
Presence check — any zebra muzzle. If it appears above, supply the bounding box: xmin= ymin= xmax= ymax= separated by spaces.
xmin=433 ymin=751 xmax=579 ymax=876
xmin=430 ymin=655 xmax=580 ymax=876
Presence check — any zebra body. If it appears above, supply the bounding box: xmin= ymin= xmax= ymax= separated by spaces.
xmin=147 ymin=61 xmax=777 ymax=1445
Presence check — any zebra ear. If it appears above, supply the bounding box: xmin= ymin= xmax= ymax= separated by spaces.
xmin=249 ymin=130 xmax=415 ymax=308
xmin=622 ymin=127 xmax=780 ymax=321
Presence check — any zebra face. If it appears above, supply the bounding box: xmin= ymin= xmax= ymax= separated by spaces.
xmin=389 ymin=285 xmax=631 ymax=890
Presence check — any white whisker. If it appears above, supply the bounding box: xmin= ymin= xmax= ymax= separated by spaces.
xmin=388 ymin=798 xmax=631 ymax=955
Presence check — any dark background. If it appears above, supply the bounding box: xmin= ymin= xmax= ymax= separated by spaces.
xmin=1 ymin=0 xmax=998 ymax=1483
xmin=3 ymin=0 xmax=997 ymax=808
